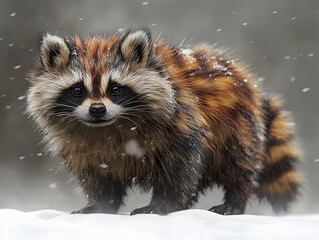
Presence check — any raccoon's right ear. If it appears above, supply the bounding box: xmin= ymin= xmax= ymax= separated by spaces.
xmin=39 ymin=34 xmax=70 ymax=71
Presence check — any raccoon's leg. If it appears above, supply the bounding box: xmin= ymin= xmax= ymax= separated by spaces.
xmin=72 ymin=172 xmax=126 ymax=214
xmin=131 ymin=139 xmax=202 ymax=215
xmin=209 ymin=125 xmax=262 ymax=215
xmin=209 ymin=161 xmax=256 ymax=215
xmin=130 ymin=180 xmax=200 ymax=216
xmin=208 ymin=184 xmax=251 ymax=215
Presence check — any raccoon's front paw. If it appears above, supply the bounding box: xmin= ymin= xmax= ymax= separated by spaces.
xmin=209 ymin=204 xmax=245 ymax=215
xmin=130 ymin=205 xmax=171 ymax=216
xmin=71 ymin=205 xmax=98 ymax=214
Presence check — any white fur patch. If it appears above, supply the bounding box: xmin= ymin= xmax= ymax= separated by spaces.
xmin=124 ymin=139 xmax=145 ymax=158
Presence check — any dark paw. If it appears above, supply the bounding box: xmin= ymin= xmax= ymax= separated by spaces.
xmin=130 ymin=205 xmax=170 ymax=216
xmin=209 ymin=204 xmax=244 ymax=215
xmin=71 ymin=205 xmax=98 ymax=214
xmin=71 ymin=203 xmax=116 ymax=214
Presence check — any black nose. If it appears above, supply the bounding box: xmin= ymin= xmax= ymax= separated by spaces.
xmin=89 ymin=104 xmax=106 ymax=118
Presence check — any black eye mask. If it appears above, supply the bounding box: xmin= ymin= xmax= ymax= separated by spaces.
xmin=54 ymin=82 xmax=87 ymax=113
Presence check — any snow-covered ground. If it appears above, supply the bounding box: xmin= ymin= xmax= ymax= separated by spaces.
xmin=0 ymin=209 xmax=318 ymax=240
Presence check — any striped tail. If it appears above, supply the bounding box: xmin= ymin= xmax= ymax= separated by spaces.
xmin=256 ymin=95 xmax=302 ymax=212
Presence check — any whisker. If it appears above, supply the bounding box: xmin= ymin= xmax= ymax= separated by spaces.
xmin=117 ymin=93 xmax=146 ymax=106
xmin=52 ymin=103 xmax=77 ymax=108
xmin=120 ymin=112 xmax=166 ymax=132
xmin=117 ymin=115 xmax=142 ymax=130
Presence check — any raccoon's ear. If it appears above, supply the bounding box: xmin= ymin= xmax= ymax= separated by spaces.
xmin=119 ymin=28 xmax=152 ymax=68
xmin=40 ymin=34 xmax=70 ymax=71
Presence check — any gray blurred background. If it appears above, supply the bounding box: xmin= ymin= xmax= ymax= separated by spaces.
xmin=0 ymin=0 xmax=318 ymax=215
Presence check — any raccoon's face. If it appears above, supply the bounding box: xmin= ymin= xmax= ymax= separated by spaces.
xmin=27 ymin=29 xmax=176 ymax=129
xmin=54 ymin=74 xmax=140 ymax=127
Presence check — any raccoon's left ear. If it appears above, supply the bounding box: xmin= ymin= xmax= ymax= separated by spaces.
xmin=118 ymin=28 xmax=152 ymax=68
xmin=40 ymin=34 xmax=70 ymax=71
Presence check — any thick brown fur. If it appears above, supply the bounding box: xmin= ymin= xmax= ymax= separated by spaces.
xmin=27 ymin=28 xmax=302 ymax=215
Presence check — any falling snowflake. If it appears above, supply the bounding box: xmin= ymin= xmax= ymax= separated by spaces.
xmin=10 ymin=13 xmax=16 ymax=17
xmin=216 ymin=28 xmax=222 ymax=32
xmin=18 ymin=95 xmax=26 ymax=100
xmin=142 ymin=2 xmax=148 ymax=5
xmin=242 ymin=22 xmax=247 ymax=26
xmin=302 ymin=88 xmax=310 ymax=93
xmin=49 ymin=183 xmax=56 ymax=189
xmin=284 ymin=56 xmax=290 ymax=60
xmin=100 ymin=163 xmax=108 ymax=169
xmin=272 ymin=11 xmax=277 ymax=14
xmin=13 ymin=65 xmax=21 ymax=70
xmin=37 ymin=153 xmax=43 ymax=156
xmin=290 ymin=77 xmax=296 ymax=82
xmin=132 ymin=177 xmax=137 ymax=184
xmin=308 ymin=53 xmax=314 ymax=58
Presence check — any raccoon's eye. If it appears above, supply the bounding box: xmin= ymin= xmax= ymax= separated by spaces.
xmin=71 ymin=85 xmax=84 ymax=97
xmin=110 ymin=85 xmax=122 ymax=96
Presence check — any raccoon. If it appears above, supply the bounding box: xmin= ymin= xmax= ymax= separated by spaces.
xmin=27 ymin=28 xmax=302 ymax=215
